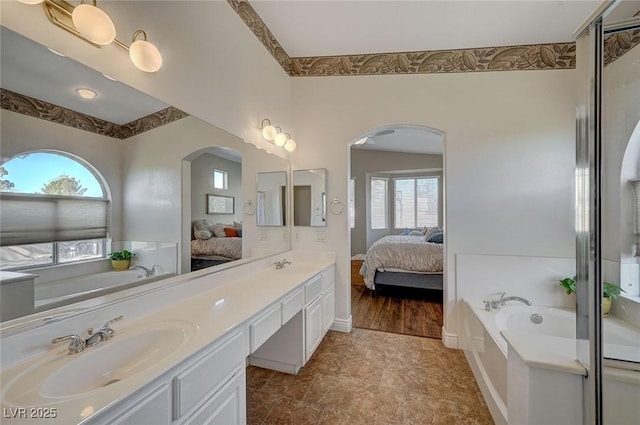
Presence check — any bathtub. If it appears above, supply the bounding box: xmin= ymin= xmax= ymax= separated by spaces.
xmin=462 ymin=299 xmax=640 ymax=425
xmin=34 ymin=270 xmax=174 ymax=311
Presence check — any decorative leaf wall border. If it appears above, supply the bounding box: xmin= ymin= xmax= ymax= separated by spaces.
xmin=1 ymin=88 xmax=188 ymax=140
xmin=229 ymin=0 xmax=640 ymax=77
xmin=227 ymin=0 xmax=292 ymax=74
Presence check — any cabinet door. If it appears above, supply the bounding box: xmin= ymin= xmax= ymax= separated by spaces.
xmin=304 ymin=296 xmax=323 ymax=361
xmin=182 ymin=366 xmax=246 ymax=425
xmin=322 ymin=284 xmax=335 ymax=334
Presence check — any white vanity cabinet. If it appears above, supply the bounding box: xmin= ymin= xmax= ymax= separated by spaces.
xmin=90 ymin=329 xmax=248 ymax=425
xmin=249 ymin=264 xmax=336 ymax=373
xmin=321 ymin=265 xmax=335 ymax=333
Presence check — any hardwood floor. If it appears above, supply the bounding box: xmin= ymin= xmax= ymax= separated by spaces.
xmin=351 ymin=283 xmax=443 ymax=339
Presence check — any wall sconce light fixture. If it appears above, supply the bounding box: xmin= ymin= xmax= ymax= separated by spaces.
xmin=260 ymin=118 xmax=297 ymax=152
xmin=18 ymin=0 xmax=163 ymax=73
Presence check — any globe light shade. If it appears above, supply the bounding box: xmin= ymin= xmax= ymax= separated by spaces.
xmin=129 ymin=40 xmax=163 ymax=72
xmin=274 ymin=132 xmax=288 ymax=147
xmin=72 ymin=4 xmax=116 ymax=46
xmin=262 ymin=125 xmax=277 ymax=141
xmin=284 ymin=139 xmax=297 ymax=152
xmin=18 ymin=0 xmax=45 ymax=5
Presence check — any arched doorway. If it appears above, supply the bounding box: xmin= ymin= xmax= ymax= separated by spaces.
xmin=346 ymin=124 xmax=447 ymax=339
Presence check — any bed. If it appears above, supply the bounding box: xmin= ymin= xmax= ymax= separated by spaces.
xmin=359 ymin=234 xmax=443 ymax=295
xmin=190 ymin=220 xmax=243 ymax=271
xmin=191 ymin=237 xmax=242 ymax=260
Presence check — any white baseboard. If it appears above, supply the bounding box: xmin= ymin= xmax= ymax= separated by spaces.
xmin=330 ymin=316 xmax=352 ymax=333
xmin=248 ymin=357 xmax=300 ymax=375
xmin=441 ymin=327 xmax=458 ymax=349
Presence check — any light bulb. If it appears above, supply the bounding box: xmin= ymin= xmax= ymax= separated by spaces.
xmin=129 ymin=39 xmax=163 ymax=72
xmin=75 ymin=88 xmax=97 ymax=99
xmin=284 ymin=139 xmax=297 ymax=152
xmin=262 ymin=125 xmax=277 ymax=141
xmin=72 ymin=4 xmax=116 ymax=46
xmin=274 ymin=132 xmax=288 ymax=147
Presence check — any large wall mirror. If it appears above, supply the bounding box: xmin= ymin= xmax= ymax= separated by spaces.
xmin=0 ymin=26 xmax=290 ymax=329
xmin=256 ymin=171 xmax=287 ymax=227
xmin=293 ymin=169 xmax=327 ymax=227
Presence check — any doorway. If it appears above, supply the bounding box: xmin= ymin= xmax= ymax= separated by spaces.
xmin=348 ymin=124 xmax=446 ymax=339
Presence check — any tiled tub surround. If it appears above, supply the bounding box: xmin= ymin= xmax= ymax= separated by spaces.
xmin=462 ymin=299 xmax=640 ymax=425
xmin=0 ymin=251 xmax=335 ymax=424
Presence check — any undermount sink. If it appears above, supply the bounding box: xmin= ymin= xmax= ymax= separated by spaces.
xmin=3 ymin=320 xmax=196 ymax=406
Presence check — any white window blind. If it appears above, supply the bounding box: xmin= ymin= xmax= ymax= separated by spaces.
xmin=394 ymin=177 xmax=438 ymax=228
xmin=0 ymin=193 xmax=109 ymax=246
xmin=370 ymin=177 xmax=388 ymax=229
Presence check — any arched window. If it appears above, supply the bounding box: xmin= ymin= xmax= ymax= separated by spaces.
xmin=0 ymin=151 xmax=109 ymax=270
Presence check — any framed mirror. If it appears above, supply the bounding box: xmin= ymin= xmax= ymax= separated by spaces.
xmin=207 ymin=194 xmax=234 ymax=214
xmin=293 ymin=169 xmax=327 ymax=227
xmin=256 ymin=171 xmax=287 ymax=227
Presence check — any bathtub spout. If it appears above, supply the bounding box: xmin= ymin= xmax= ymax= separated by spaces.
xmin=501 ymin=296 xmax=532 ymax=306
xmin=483 ymin=293 xmax=531 ymax=311
xmin=129 ymin=265 xmax=155 ymax=277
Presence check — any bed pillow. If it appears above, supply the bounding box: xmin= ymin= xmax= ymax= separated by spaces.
xmin=209 ymin=224 xmax=227 ymax=238
xmin=399 ymin=228 xmax=410 ymax=235
xmin=426 ymin=231 xmax=444 ymax=244
xmin=233 ymin=221 xmax=242 ymax=230
xmin=193 ymin=220 xmax=212 ymax=240
xmin=224 ymin=227 xmax=239 ymax=237
xmin=237 ymin=229 xmax=243 ymax=238
xmin=408 ymin=230 xmax=423 ymax=236
xmin=424 ymin=226 xmax=441 ymax=240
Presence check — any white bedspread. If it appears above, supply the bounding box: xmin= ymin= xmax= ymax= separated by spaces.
xmin=191 ymin=237 xmax=242 ymax=260
xmin=359 ymin=235 xmax=443 ymax=289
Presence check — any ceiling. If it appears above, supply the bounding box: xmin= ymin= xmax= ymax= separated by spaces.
xmin=251 ymin=0 xmax=603 ymax=58
xmin=1 ymin=26 xmax=169 ymax=126
xmin=353 ymin=126 xmax=444 ymax=155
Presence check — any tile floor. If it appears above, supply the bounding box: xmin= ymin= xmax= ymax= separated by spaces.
xmin=247 ymin=328 xmax=494 ymax=425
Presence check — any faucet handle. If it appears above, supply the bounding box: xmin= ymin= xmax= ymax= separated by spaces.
xmin=101 ymin=315 xmax=124 ymax=339
xmin=52 ymin=334 xmax=85 ymax=354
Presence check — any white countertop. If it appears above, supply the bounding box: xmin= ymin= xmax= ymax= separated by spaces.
xmin=0 ymin=253 xmax=335 ymax=424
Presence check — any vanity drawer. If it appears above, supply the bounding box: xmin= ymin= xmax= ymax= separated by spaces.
xmin=304 ymin=274 xmax=322 ymax=303
xmin=173 ymin=330 xmax=246 ymax=419
xmin=322 ymin=265 xmax=335 ymax=290
xmin=281 ymin=288 xmax=304 ymax=325
xmin=250 ymin=303 xmax=282 ymax=352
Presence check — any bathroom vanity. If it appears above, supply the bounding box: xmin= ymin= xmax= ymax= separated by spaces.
xmin=0 ymin=251 xmax=336 ymax=425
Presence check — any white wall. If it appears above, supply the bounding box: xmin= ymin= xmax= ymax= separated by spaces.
xmin=0 ymin=110 xmax=124 ymax=241
xmin=290 ymin=70 xmax=577 ymax=342
xmin=123 ymin=116 xmax=289 ymax=274
xmin=191 ymin=153 xmax=243 ymax=224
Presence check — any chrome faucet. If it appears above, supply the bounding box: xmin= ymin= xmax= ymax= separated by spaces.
xmin=483 ymin=292 xmax=532 ymax=311
xmin=129 ymin=265 xmax=158 ymax=277
xmin=274 ymin=258 xmax=292 ymax=269
xmin=51 ymin=315 xmax=124 ymax=354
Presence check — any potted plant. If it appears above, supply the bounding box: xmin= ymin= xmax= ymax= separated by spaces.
xmin=108 ymin=249 xmax=134 ymax=271
xmin=558 ymin=277 xmax=625 ymax=316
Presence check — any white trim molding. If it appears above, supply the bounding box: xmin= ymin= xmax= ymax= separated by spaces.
xmin=441 ymin=327 xmax=458 ymax=349
xmin=330 ymin=316 xmax=352 ymax=333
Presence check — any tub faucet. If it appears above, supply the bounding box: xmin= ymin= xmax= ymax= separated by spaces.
xmin=274 ymin=259 xmax=292 ymax=269
xmin=129 ymin=265 xmax=157 ymax=277
xmin=484 ymin=292 xmax=531 ymax=311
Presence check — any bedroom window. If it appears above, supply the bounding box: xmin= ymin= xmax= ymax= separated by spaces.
xmin=370 ymin=177 xmax=388 ymax=229
xmin=213 ymin=169 xmax=228 ymax=190
xmin=0 ymin=151 xmax=108 ymax=270
xmin=394 ymin=177 xmax=439 ymax=228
